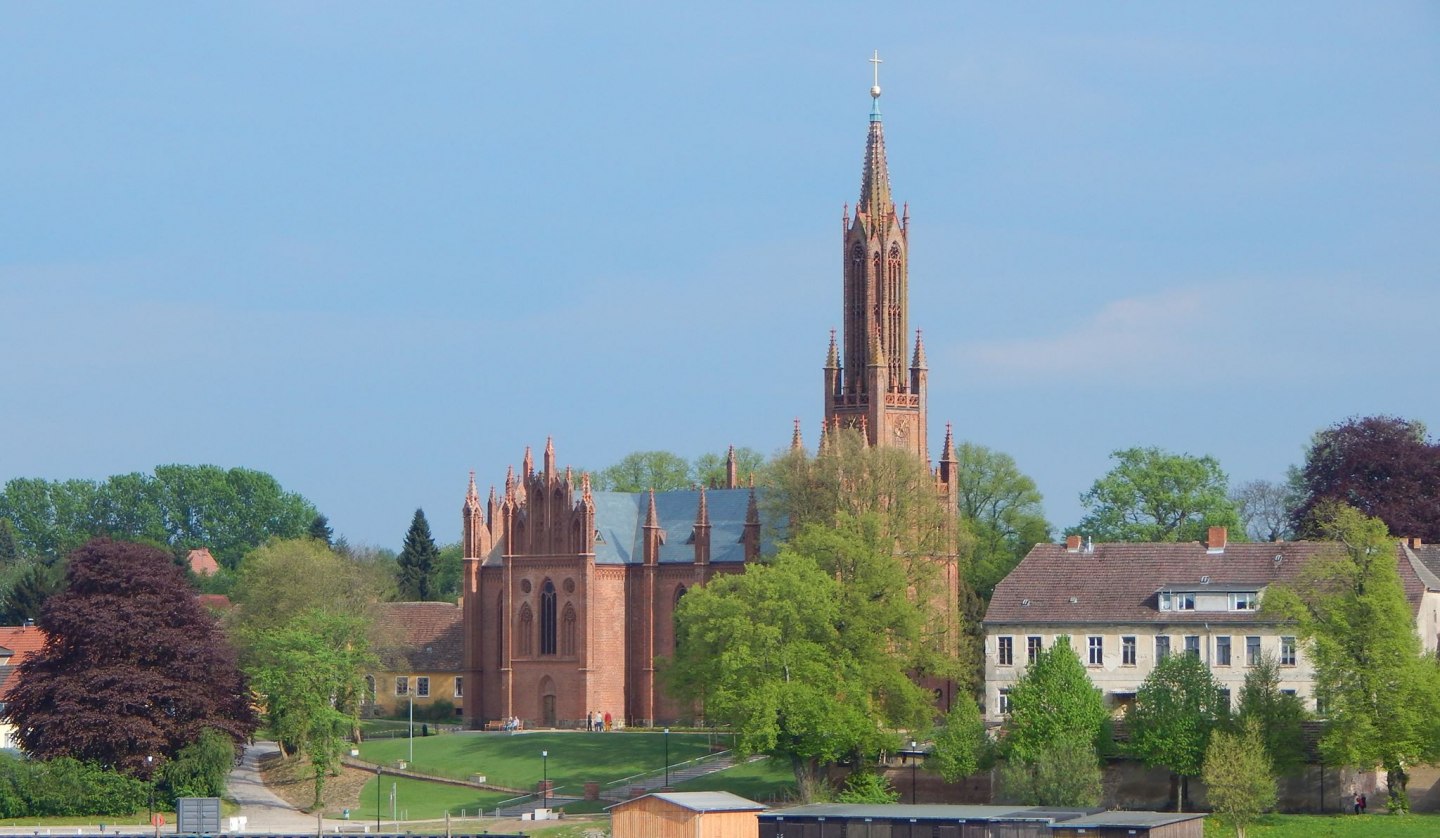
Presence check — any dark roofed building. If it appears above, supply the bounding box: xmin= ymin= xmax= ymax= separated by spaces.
xmin=369 ymin=601 xmax=464 ymax=719
xmin=762 ymin=803 xmax=1203 ymax=838
xmin=984 ymin=527 xmax=1440 ymax=722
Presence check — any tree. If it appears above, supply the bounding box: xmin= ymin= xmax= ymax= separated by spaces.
xmin=1073 ymin=447 xmax=1242 ymax=542
xmin=307 ymin=514 xmax=334 ymax=546
xmin=0 ymin=466 xmax=320 ymax=567
xmin=691 ymin=447 xmax=767 ymax=488
xmin=0 ymin=518 xmax=20 ymax=565
xmin=836 ymin=769 xmax=900 ymax=804
xmin=395 ymin=509 xmax=439 ymax=601
xmin=245 ymin=609 xmax=372 ymax=808
xmin=1231 ymin=479 xmax=1295 ymax=543
xmin=1234 ymin=655 xmax=1307 ymax=776
xmin=953 ymin=443 xmax=1050 ymax=599
xmin=1129 ymin=651 xmax=1226 ymax=812
xmin=230 ymin=538 xmax=382 ymax=634
xmin=0 ymin=561 xmax=65 ymax=625
xmin=432 ymin=543 xmax=463 ymax=600
xmin=1202 ymin=719 xmax=1276 ymax=838
xmin=995 ymin=738 xmax=1103 ymax=808
xmin=663 ymin=521 xmax=934 ymax=799
xmin=1003 ymin=637 xmax=1108 ymax=762
xmin=594 ymin=451 xmax=693 ymax=492
xmin=159 ymin=728 xmax=237 ymax=802
xmin=2 ymin=540 xmax=256 ymax=775
xmin=929 ymin=693 xmax=991 ymax=782
xmin=1290 ymin=416 xmax=1440 ymax=542
xmin=1265 ymin=504 xmax=1440 ymax=812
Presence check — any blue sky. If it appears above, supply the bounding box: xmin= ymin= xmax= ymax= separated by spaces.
xmin=4 ymin=3 xmax=1438 ymax=549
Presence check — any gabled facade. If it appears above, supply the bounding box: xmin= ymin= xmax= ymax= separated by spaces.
xmin=460 ymin=441 xmax=766 ymax=729
xmin=983 ymin=528 xmax=1440 ymax=723
xmin=368 ymin=601 xmax=465 ymax=719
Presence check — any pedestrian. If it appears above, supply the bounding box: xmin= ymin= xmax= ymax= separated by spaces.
xmin=1359 ymin=793 xmax=1367 ymax=814
xmin=586 ymin=710 xmax=593 ymax=731
xmin=603 ymin=711 xmax=612 ymax=732
xmin=1352 ymin=790 xmax=1361 ymax=815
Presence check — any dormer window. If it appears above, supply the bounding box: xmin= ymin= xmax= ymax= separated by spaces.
xmin=1232 ymin=592 xmax=1257 ymax=611
xmin=1160 ymin=591 xmax=1195 ymax=611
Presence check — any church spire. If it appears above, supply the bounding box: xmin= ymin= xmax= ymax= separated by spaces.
xmin=858 ymin=50 xmax=893 ymax=227
xmin=911 ymin=329 xmax=927 ymax=369
xmin=791 ymin=418 xmax=804 ymax=451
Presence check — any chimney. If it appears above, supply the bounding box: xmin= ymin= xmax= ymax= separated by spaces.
xmin=1207 ymin=526 xmax=1228 ymax=552
xmin=1408 ymin=536 xmax=1424 ymax=549
xmin=1065 ymin=534 xmax=1082 ymax=553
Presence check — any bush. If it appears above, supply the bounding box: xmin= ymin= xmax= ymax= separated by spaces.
xmin=0 ymin=754 xmax=148 ymax=817
xmin=161 ymin=729 xmax=237 ymax=801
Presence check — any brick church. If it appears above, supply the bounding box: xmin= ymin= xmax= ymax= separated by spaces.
xmin=459 ymin=62 xmax=959 ymax=729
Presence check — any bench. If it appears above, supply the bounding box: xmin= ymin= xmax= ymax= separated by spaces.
xmin=484 ymin=720 xmax=506 ymax=731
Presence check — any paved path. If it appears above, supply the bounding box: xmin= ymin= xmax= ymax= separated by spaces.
xmin=228 ymin=741 xmax=348 ymax=834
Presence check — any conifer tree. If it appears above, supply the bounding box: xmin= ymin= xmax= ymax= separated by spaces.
xmin=307 ymin=514 xmax=334 ymax=547
xmin=396 ymin=509 xmax=439 ymax=601
xmin=0 ymin=518 xmax=20 ymax=565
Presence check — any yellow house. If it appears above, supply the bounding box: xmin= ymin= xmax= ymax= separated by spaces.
xmin=368 ymin=602 xmax=464 ymax=720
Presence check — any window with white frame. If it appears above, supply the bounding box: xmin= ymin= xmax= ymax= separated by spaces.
xmin=1281 ymin=636 xmax=1297 ymax=666
xmin=1027 ymin=636 xmax=1042 ymax=663
xmin=1184 ymin=635 xmax=1201 ymax=658
xmin=417 ymin=676 xmax=431 ymax=697
xmin=1088 ymin=636 xmax=1103 ymax=666
xmin=395 ymin=676 xmax=409 ymax=696
xmin=1246 ymin=636 xmax=1262 ymax=666
xmin=1155 ymin=636 xmax=1171 ymax=660
xmin=997 ymin=636 xmax=1014 ymax=666
xmin=1216 ymin=636 xmax=1232 ymax=666
xmin=1160 ymin=591 xmax=1196 ymax=611
xmin=1122 ymin=636 xmax=1137 ymax=666
xmin=1231 ymin=592 xmax=1257 ymax=611
xmin=998 ymin=688 xmax=1011 ymax=715
xmin=454 ymin=676 xmax=464 ymax=698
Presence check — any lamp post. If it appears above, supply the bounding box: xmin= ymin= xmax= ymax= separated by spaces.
xmin=408 ymin=693 xmax=415 ymax=765
xmin=909 ymin=740 xmax=919 ymax=804
xmin=663 ymin=728 xmax=670 ymax=789
xmin=376 ymin=765 xmax=382 ymax=831
xmin=146 ymin=755 xmax=154 ymax=826
xmin=541 ymin=750 xmax=549 ymax=811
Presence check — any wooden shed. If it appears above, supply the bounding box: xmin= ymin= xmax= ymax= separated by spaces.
xmin=611 ymin=790 xmax=766 ymax=838
xmin=1049 ymin=810 xmax=1206 ymax=838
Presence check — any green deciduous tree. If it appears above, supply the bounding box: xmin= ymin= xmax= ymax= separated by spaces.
xmin=159 ymin=728 xmax=237 ymax=802
xmin=1072 ymin=447 xmax=1242 ymax=543
xmin=0 ymin=561 xmax=65 ymax=625
xmin=1231 ymin=479 xmax=1296 ymax=543
xmin=1235 ymin=655 xmax=1307 ymax=776
xmin=594 ymin=451 xmax=693 ymax=492
xmin=836 ymin=769 xmax=900 ymax=804
xmin=1265 ymin=504 xmax=1440 ymax=812
xmin=0 ymin=519 xmax=20 ymax=565
xmin=1130 ymin=651 xmax=1226 ymax=812
xmin=2 ymin=540 xmax=256 ymax=775
xmin=1004 ymin=637 xmax=1108 ymax=762
xmin=954 ymin=443 xmax=1051 ymax=599
xmin=663 ymin=519 xmax=934 ymax=799
xmin=395 ymin=509 xmax=440 ymax=601
xmin=231 ymin=538 xmax=382 ymax=634
xmin=929 ymin=693 xmax=991 ymax=782
xmin=995 ymin=738 xmax=1103 ymax=808
xmin=1202 ymin=719 xmax=1276 ymax=838
xmin=244 ymin=609 xmax=373 ymax=808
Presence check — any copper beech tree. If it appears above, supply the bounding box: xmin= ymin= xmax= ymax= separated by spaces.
xmin=2 ymin=539 xmax=256 ymax=776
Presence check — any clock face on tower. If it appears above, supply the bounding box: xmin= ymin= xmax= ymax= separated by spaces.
xmin=893 ymin=416 xmax=910 ymax=440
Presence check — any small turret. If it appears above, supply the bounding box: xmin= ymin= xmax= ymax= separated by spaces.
xmin=791 ymin=418 xmax=805 ymax=451
xmin=726 ymin=445 xmax=738 ymax=489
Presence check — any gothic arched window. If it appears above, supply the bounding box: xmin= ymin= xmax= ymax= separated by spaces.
xmin=518 ymin=603 xmax=533 ymax=656
xmin=561 ymin=603 xmax=577 ymax=656
xmin=540 ymin=580 xmax=557 ymax=655
xmin=887 ymin=244 xmax=904 ymax=383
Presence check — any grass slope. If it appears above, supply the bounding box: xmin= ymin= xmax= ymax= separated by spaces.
xmin=1202 ymin=813 xmax=1440 ymax=837
xmin=348 ymin=775 xmax=511 ymax=821
xmin=359 ymin=731 xmax=718 ymax=792
xmin=671 ymin=757 xmax=796 ymax=802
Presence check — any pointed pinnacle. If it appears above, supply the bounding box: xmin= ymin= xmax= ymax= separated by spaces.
xmin=791 ymin=418 xmax=804 ymax=451
xmin=696 ymin=486 xmax=709 ymax=525
xmin=645 ymin=488 xmax=659 ymax=526
xmin=941 ymin=422 xmax=957 ymax=462
xmin=825 ymin=329 xmax=839 ymax=368
xmin=911 ymin=329 xmax=927 ymax=369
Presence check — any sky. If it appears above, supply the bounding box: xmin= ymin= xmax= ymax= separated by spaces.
xmin=3 ymin=3 xmax=1438 ymax=550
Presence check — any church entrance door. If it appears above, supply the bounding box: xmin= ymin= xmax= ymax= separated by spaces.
xmin=542 ymin=694 xmax=557 ymax=727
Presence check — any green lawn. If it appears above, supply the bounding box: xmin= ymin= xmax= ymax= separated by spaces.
xmin=671 ymin=757 xmax=797 ymax=803
xmin=358 ymin=731 xmax=718 ymax=792
xmin=1202 ymin=813 xmax=1440 ymax=837
xmin=342 ymin=775 xmax=512 ymax=821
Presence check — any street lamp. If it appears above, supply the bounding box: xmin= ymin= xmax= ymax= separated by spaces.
xmin=908 ymin=740 xmax=918 ymax=804
xmin=663 ymin=728 xmax=670 ymax=788
xmin=376 ymin=765 xmax=382 ymax=831
xmin=541 ymin=750 xmax=549 ymax=811
xmin=408 ymin=693 xmax=415 ymax=765
xmin=146 ymin=755 xmax=155 ymax=826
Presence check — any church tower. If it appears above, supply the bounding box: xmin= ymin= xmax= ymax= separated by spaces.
xmin=824 ymin=52 xmax=928 ymax=462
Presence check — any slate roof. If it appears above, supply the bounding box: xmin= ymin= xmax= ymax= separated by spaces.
xmin=372 ymin=602 xmax=464 ymax=671
xmin=765 ymin=804 xmax=1097 ymax=823
xmin=614 ymin=791 xmax=766 ymax=813
xmin=1051 ymin=811 xmax=1207 ymax=829
xmin=590 ymin=488 xmax=771 ymax=565
xmin=986 ymin=540 xmax=1409 ymax=626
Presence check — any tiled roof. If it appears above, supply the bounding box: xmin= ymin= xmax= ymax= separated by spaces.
xmin=197 ymin=594 xmax=233 ymax=611
xmin=187 ymin=548 xmax=220 ymax=576
xmin=985 ymin=540 xmax=1432 ymax=626
xmin=629 ymin=791 xmax=766 ymax=813
xmin=372 ymin=602 xmax=463 ymax=672
xmin=0 ymin=625 xmax=48 ymax=700
xmin=590 ymin=489 xmax=773 ymax=565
